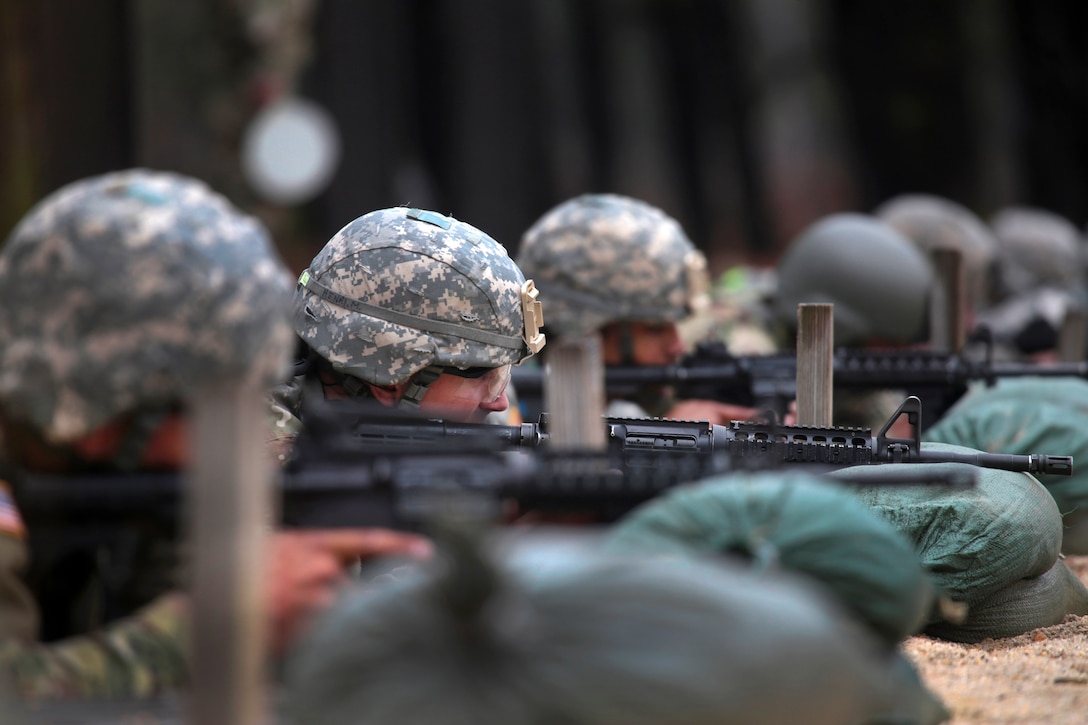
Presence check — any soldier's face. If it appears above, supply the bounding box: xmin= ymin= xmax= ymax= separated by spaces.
xmin=601 ymin=321 xmax=686 ymax=366
xmin=418 ymin=365 xmax=512 ymax=423
xmin=1 ymin=411 xmax=187 ymax=473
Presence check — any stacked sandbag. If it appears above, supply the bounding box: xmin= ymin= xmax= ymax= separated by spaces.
xmin=833 ymin=441 xmax=1088 ymax=642
xmin=924 ymin=377 xmax=1088 ymax=554
xmin=605 ymin=473 xmax=948 ymax=725
xmin=286 ymin=527 xmax=941 ymax=725
xmin=607 ymin=473 xmax=933 ymax=646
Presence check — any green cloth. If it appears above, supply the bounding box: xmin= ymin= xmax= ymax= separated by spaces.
xmin=835 ymin=441 xmax=1088 ymax=642
xmin=606 ymin=473 xmax=934 ymax=647
xmin=924 ymin=376 xmax=1088 ymax=553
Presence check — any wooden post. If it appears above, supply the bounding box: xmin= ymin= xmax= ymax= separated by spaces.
xmin=187 ymin=383 xmax=272 ymax=725
xmin=543 ymin=334 xmax=607 ymax=451
xmin=796 ymin=303 xmax=834 ymax=426
xmin=1058 ymin=307 xmax=1088 ymax=363
xmin=929 ymin=248 xmax=967 ymax=352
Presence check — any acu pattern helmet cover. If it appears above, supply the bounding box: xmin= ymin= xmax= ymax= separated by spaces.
xmin=0 ymin=169 xmax=295 ymax=444
xmin=515 ymin=193 xmax=709 ymax=338
xmin=295 ymin=207 xmax=544 ymax=387
xmin=773 ymin=213 xmax=933 ymax=347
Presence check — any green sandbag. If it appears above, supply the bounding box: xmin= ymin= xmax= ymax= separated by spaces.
xmin=605 ymin=473 xmax=933 ymax=647
xmin=924 ymin=558 xmax=1088 ymax=642
xmin=924 ymin=376 xmax=1088 ymax=553
xmin=834 ymin=441 xmax=1088 ymax=642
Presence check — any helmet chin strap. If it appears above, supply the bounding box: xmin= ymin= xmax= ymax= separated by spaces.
xmin=617 ymin=322 xmax=637 ymax=366
xmin=315 ymin=357 xmax=443 ymax=411
xmin=111 ymin=407 xmax=174 ymax=471
xmin=396 ymin=365 xmax=444 ymax=411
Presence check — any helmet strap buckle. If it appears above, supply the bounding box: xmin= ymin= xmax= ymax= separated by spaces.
xmin=521 ymin=280 xmax=546 ymax=354
xmin=397 ymin=365 xmax=444 ymax=410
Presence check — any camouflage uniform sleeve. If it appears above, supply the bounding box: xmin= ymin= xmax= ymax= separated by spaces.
xmin=0 ymin=480 xmax=38 ymax=642
xmin=0 ymin=538 xmax=38 ymax=643
xmin=267 ymin=374 xmax=305 ymax=467
xmin=0 ymin=593 xmax=190 ymax=701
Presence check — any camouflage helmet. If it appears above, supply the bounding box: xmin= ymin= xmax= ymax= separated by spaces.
xmin=874 ymin=194 xmax=997 ymax=310
xmin=773 ymin=213 xmax=933 ymax=346
xmin=0 ymin=169 xmax=296 ymax=444
xmin=515 ymin=193 xmax=709 ymax=338
xmin=295 ymin=207 xmax=545 ymax=388
xmin=989 ymin=206 xmax=1085 ymax=301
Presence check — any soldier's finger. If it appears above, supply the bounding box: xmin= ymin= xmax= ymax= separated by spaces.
xmin=303 ymin=528 xmax=434 ymax=561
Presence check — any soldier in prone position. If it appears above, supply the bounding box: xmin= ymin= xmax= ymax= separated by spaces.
xmin=515 ymin=193 xmax=762 ymax=425
xmin=0 ymin=170 xmax=430 ymax=701
xmin=267 ymin=206 xmax=546 ymax=464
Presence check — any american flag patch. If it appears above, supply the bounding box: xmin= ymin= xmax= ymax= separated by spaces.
xmin=0 ymin=481 xmax=25 ymax=539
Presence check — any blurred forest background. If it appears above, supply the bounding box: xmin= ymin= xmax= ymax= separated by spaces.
xmin=2 ymin=0 xmax=1086 ymax=277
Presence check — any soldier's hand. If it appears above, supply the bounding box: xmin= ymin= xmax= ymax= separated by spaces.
xmin=265 ymin=529 xmax=432 ymax=653
xmin=665 ymin=399 xmax=761 ymax=425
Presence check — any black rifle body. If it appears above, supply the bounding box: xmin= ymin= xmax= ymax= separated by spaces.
xmin=15 ymin=397 xmax=1070 ymax=531
xmin=510 ymin=344 xmax=1088 ymax=429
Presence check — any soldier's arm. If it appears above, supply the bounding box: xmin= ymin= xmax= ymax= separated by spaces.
xmin=0 ymin=483 xmax=38 ymax=642
xmin=0 ymin=528 xmax=431 ymax=702
xmin=266 ymin=374 xmax=305 ymax=468
xmin=0 ymin=593 xmax=189 ymax=700
xmin=0 ymin=540 xmax=38 ymax=645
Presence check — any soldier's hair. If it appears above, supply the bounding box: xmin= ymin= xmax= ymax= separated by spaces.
xmin=283 ymin=526 xmax=909 ymax=725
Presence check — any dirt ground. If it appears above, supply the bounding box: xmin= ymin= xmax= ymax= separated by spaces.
xmin=902 ymin=555 xmax=1088 ymax=725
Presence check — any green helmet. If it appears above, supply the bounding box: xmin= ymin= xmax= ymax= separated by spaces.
xmin=874 ymin=194 xmax=997 ymax=309
xmin=515 ymin=193 xmax=709 ymax=338
xmin=989 ymin=206 xmax=1085 ymax=300
xmin=0 ymin=169 xmax=296 ymax=443
xmin=295 ymin=207 xmax=545 ymax=388
xmin=774 ymin=213 xmax=933 ymax=346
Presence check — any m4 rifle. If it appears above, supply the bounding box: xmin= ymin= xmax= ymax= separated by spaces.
xmin=510 ymin=340 xmax=1088 ymax=430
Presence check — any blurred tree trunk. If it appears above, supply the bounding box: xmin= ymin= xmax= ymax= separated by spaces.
xmin=0 ymin=0 xmax=130 ymax=239
xmin=433 ymin=0 xmax=549 ymax=247
xmin=130 ymin=0 xmax=256 ymax=204
xmin=732 ymin=0 xmax=859 ymax=253
xmin=0 ymin=0 xmax=40 ymax=238
xmin=302 ymin=0 xmax=418 ymax=244
xmin=527 ymin=0 xmax=596 ymax=213
xmin=658 ymin=0 xmax=760 ymax=271
xmin=597 ymin=0 xmax=686 ymax=221
xmin=962 ymin=0 xmax=1019 ymax=215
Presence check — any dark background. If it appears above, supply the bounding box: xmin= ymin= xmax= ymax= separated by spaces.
xmin=2 ymin=0 xmax=1086 ymax=276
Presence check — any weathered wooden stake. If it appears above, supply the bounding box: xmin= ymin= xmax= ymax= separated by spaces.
xmin=796 ymin=303 xmax=834 ymax=426
xmin=929 ymin=248 xmax=967 ymax=352
xmin=543 ymin=334 xmax=607 ymax=451
xmin=187 ymin=383 xmax=271 ymax=725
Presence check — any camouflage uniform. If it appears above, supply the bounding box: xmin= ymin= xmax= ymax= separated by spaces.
xmin=269 ymin=206 xmax=544 ymax=461
xmin=683 ymin=265 xmax=780 ymax=355
xmin=0 ymin=169 xmax=294 ymax=699
xmin=516 ymin=194 xmax=709 ymax=417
